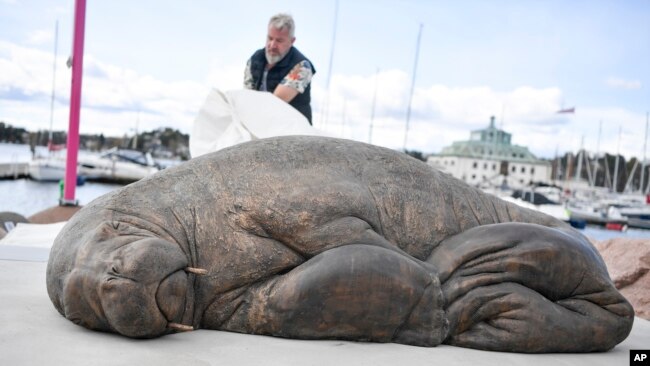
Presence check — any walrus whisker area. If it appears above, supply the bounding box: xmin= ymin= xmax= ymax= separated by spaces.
xmin=167 ymin=323 xmax=194 ymax=332
xmin=184 ymin=267 xmax=208 ymax=275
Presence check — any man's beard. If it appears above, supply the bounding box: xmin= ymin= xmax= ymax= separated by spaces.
xmin=265 ymin=49 xmax=288 ymax=65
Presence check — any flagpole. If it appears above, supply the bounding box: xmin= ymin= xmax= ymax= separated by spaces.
xmin=48 ymin=20 xmax=59 ymax=149
xmin=62 ymin=0 xmax=87 ymax=206
xmin=403 ymin=23 xmax=423 ymax=151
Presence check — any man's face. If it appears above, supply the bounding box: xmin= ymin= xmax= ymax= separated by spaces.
xmin=265 ymin=25 xmax=295 ymax=65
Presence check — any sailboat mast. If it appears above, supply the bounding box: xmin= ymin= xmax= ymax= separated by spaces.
xmin=641 ymin=112 xmax=649 ymax=194
xmin=340 ymin=99 xmax=346 ymax=138
xmin=575 ymin=135 xmax=584 ymax=182
xmin=612 ymin=125 xmax=621 ymax=192
xmin=403 ymin=23 xmax=423 ymax=151
xmin=48 ymin=20 xmax=59 ymax=146
xmin=368 ymin=67 xmax=379 ymax=144
xmin=553 ymin=145 xmax=560 ymax=183
xmin=319 ymin=0 xmax=339 ymax=129
xmin=590 ymin=120 xmax=602 ymax=186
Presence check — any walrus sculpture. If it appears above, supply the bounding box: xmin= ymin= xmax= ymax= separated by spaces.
xmin=46 ymin=136 xmax=634 ymax=353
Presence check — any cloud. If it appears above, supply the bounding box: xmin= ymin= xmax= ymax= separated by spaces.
xmin=306 ymin=70 xmax=649 ymax=161
xmin=1 ymin=40 xmax=647 ymax=162
xmin=0 ymin=40 xmax=210 ymax=137
xmin=606 ymin=77 xmax=642 ymax=90
xmin=308 ymin=70 xmax=571 ymax=157
xmin=0 ymin=41 xmax=59 ymax=98
xmin=26 ymin=29 xmax=53 ymax=45
xmin=205 ymin=58 xmax=246 ymax=92
xmin=0 ymin=86 xmax=43 ymax=101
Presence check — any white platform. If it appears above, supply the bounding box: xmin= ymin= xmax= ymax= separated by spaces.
xmin=0 ymin=225 xmax=648 ymax=365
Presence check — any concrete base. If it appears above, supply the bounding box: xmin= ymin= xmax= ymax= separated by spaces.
xmin=1 ymin=259 xmax=648 ymax=366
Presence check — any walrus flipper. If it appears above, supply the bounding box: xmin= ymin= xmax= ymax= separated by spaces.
xmin=218 ymin=244 xmax=448 ymax=346
xmin=427 ymin=223 xmax=635 ymax=353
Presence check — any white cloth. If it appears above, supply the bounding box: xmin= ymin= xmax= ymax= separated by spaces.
xmin=190 ymin=89 xmax=329 ymax=158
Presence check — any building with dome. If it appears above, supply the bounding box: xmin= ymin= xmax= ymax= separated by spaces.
xmin=427 ymin=116 xmax=551 ymax=188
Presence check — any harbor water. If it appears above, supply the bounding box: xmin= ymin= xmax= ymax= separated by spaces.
xmin=1 ymin=142 xmax=124 ymax=217
xmin=2 ymin=142 xmax=650 ymax=241
xmin=0 ymin=178 xmax=121 ymax=217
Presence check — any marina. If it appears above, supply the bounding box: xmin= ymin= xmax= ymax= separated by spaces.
xmin=428 ymin=116 xmax=650 ymax=235
xmin=0 ymin=142 xmax=174 ymax=217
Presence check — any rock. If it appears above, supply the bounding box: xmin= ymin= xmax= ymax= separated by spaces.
xmin=0 ymin=211 xmax=30 ymax=233
xmin=593 ymin=238 xmax=650 ymax=320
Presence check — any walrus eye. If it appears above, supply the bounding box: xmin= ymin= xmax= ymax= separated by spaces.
xmin=106 ymin=265 xmax=119 ymax=283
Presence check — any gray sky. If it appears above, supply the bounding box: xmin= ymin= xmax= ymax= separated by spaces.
xmin=0 ymin=0 xmax=648 ymax=159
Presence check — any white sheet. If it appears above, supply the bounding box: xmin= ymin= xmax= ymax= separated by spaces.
xmin=190 ymin=89 xmax=329 ymax=158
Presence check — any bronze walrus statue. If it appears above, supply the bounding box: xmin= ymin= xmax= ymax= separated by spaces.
xmin=46 ymin=136 xmax=634 ymax=353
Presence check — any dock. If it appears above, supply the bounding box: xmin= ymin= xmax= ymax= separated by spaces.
xmin=0 ymin=162 xmax=29 ymax=179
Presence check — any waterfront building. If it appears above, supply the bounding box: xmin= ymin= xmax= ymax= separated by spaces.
xmin=427 ymin=116 xmax=551 ymax=188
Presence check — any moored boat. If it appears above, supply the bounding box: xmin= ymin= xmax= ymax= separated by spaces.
xmin=78 ymin=148 xmax=160 ymax=183
xmin=28 ymin=157 xmax=67 ymax=182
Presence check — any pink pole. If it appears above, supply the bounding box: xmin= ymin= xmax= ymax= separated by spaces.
xmin=62 ymin=0 xmax=86 ymax=205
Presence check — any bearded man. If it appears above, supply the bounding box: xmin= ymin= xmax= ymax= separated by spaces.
xmin=244 ymin=13 xmax=317 ymax=124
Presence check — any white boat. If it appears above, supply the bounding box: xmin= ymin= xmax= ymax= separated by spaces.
xmin=566 ymin=201 xmax=615 ymax=225
xmin=483 ymin=186 xmax=570 ymax=222
xmin=565 ymin=198 xmax=632 ymax=232
xmin=28 ymin=156 xmax=67 ymax=182
xmin=607 ymin=202 xmax=650 ymax=229
xmin=499 ymin=196 xmax=570 ymax=222
xmin=78 ymin=148 xmax=160 ymax=183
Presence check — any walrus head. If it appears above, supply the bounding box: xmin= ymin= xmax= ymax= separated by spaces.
xmin=47 ymin=220 xmax=201 ymax=338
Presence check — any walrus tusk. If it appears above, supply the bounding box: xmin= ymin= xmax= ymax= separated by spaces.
xmin=185 ymin=267 xmax=208 ymax=275
xmin=168 ymin=323 xmax=194 ymax=332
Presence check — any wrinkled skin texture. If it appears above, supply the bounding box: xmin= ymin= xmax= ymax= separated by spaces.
xmin=46 ymin=136 xmax=634 ymax=353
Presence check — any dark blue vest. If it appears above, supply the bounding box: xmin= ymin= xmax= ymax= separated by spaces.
xmin=249 ymin=47 xmax=316 ymax=124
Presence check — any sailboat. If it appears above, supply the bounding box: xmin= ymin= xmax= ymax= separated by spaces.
xmin=29 ymin=20 xmax=71 ymax=182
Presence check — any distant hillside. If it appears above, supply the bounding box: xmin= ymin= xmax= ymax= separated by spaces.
xmin=0 ymin=121 xmax=189 ymax=160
